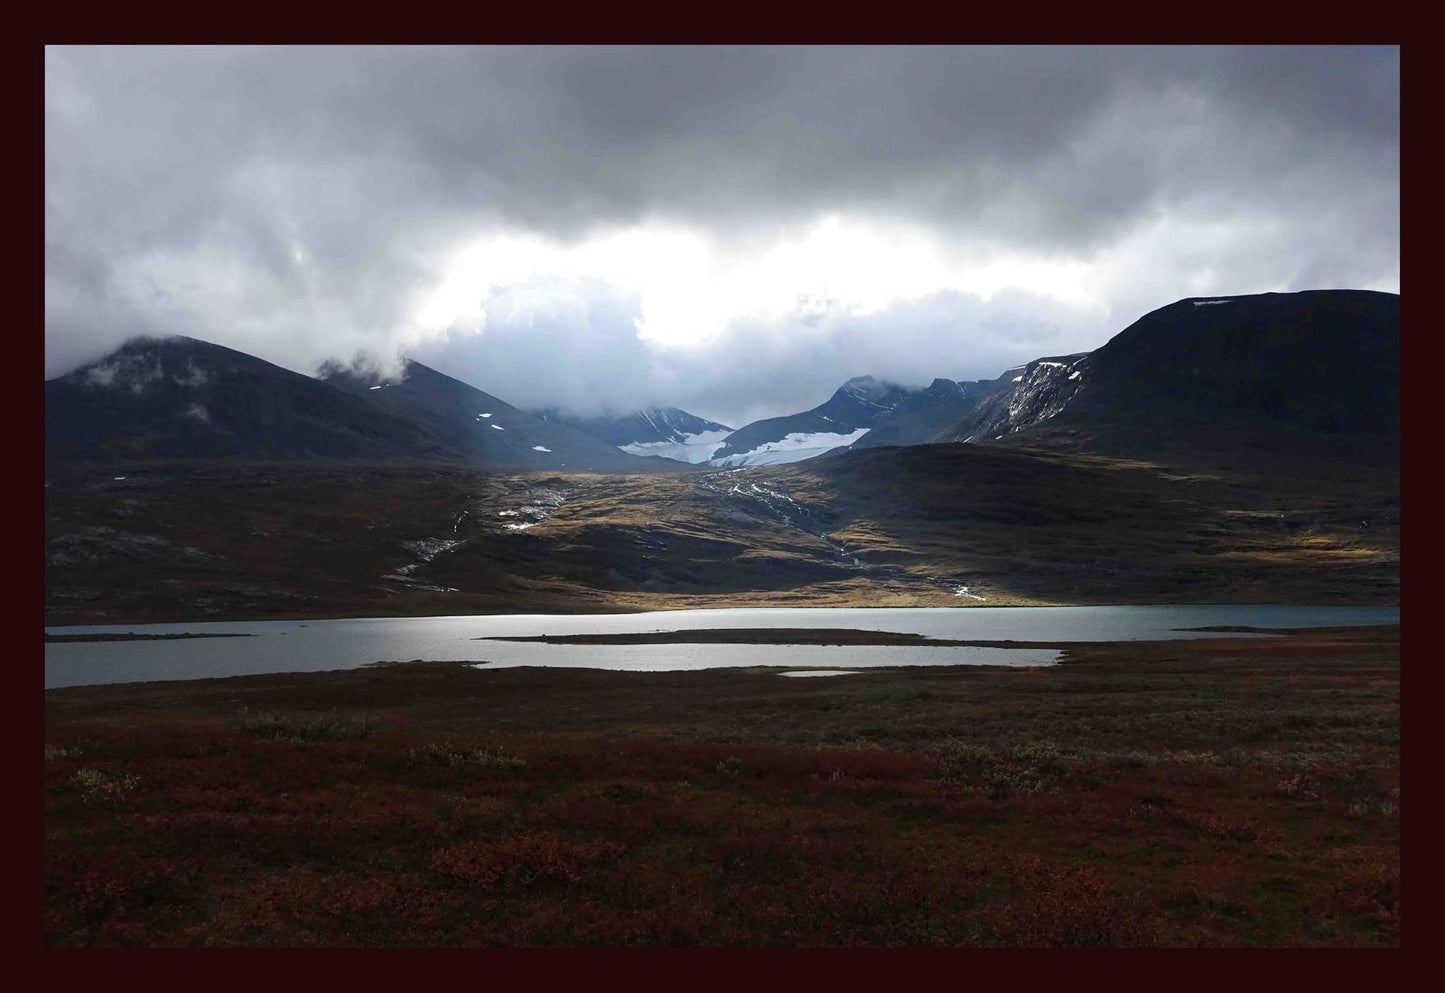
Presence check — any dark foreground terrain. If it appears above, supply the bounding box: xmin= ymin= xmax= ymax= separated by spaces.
xmin=44 ymin=626 xmax=1399 ymax=946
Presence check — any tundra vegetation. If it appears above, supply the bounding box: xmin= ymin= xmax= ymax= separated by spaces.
xmin=44 ymin=626 xmax=1398 ymax=946
xmin=44 ymin=438 xmax=1398 ymax=626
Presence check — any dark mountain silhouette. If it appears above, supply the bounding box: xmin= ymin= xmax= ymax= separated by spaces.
xmin=545 ymin=406 xmax=732 ymax=447
xmin=937 ymin=290 xmax=1399 ymax=459
xmin=45 ymin=336 xmax=457 ymax=465
xmin=321 ymin=359 xmax=670 ymax=471
xmin=846 ymin=378 xmax=994 ymax=451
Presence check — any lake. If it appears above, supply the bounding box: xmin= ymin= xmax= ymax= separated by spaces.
xmin=44 ymin=604 xmax=1398 ymax=689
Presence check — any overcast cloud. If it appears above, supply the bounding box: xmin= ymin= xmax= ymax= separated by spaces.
xmin=45 ymin=46 xmax=1399 ymax=424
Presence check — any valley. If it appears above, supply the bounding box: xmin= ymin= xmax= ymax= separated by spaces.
xmin=42 ymin=44 xmax=1402 ymax=951
xmin=45 ymin=439 xmax=1398 ymax=626
xmin=45 ymin=291 xmax=1400 ymax=627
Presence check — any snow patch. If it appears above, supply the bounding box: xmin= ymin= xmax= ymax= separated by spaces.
xmin=491 ymin=424 xmax=504 ymax=431
xmin=494 ymin=486 xmax=570 ymax=532
xmin=532 ymin=445 xmax=552 ymax=452
xmin=402 ymin=537 xmax=465 ymax=562
xmin=620 ymin=428 xmax=732 ymax=464
xmin=1193 ymin=299 xmax=1232 ymax=306
xmin=708 ymin=428 xmax=871 ymax=467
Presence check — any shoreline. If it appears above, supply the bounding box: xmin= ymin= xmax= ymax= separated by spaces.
xmin=44 ymin=624 xmax=1399 ymax=693
xmin=44 ymin=632 xmax=255 ymax=643
xmin=45 ymin=599 xmax=1402 ymax=632
xmin=479 ymin=627 xmax=1126 ymax=649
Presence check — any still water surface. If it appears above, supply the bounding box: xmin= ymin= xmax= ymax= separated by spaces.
xmin=44 ymin=604 xmax=1398 ymax=689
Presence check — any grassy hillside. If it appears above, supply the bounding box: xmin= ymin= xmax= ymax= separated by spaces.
xmin=46 ymin=439 xmax=1397 ymax=625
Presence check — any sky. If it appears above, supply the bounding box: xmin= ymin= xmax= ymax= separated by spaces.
xmin=45 ymin=46 xmax=1399 ymax=426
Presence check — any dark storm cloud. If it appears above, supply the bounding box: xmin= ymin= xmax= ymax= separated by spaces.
xmin=45 ymin=46 xmax=1398 ymax=422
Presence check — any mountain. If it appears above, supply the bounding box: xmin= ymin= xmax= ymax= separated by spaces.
xmin=845 ymin=377 xmax=995 ymax=451
xmin=321 ymin=359 xmax=667 ymax=472
xmin=45 ymin=291 xmax=1400 ymax=625
xmin=541 ymin=406 xmax=734 ymax=464
xmin=45 ymin=336 xmax=457 ymax=465
xmin=708 ymin=376 xmax=915 ymax=467
xmin=936 ymin=290 xmax=1400 ymax=458
xmin=936 ymin=354 xmax=1092 ymax=444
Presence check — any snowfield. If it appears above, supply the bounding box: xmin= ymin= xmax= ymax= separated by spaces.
xmin=708 ymin=428 xmax=871 ymax=467
xmin=619 ymin=429 xmax=732 ymax=464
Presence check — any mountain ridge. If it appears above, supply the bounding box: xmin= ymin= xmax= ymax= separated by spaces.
xmin=320 ymin=359 xmax=670 ymax=472
xmin=46 ymin=289 xmax=1401 ymax=476
xmin=706 ymin=375 xmax=915 ymax=466
xmin=935 ymin=290 xmax=1400 ymax=461
xmin=44 ymin=335 xmax=459 ymax=465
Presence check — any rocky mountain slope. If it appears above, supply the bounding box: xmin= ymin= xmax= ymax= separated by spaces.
xmin=845 ymin=377 xmax=994 ymax=451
